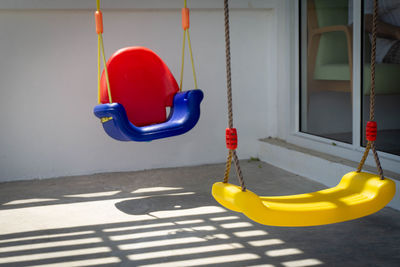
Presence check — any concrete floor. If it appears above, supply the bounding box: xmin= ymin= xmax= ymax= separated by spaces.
xmin=0 ymin=160 xmax=399 ymax=267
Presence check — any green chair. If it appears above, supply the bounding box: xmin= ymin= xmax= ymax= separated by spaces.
xmin=307 ymin=0 xmax=400 ymax=95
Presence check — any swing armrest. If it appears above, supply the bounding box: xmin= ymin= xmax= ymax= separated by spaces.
xmin=94 ymin=89 xmax=203 ymax=142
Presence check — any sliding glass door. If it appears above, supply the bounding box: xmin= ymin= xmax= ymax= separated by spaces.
xmin=301 ymin=0 xmax=353 ymax=144
xmin=362 ymin=0 xmax=400 ymax=156
xmin=300 ymin=0 xmax=400 ymax=156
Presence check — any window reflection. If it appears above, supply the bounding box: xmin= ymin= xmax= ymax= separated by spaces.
xmin=362 ymin=0 xmax=400 ymax=156
xmin=302 ymin=0 xmax=353 ymax=144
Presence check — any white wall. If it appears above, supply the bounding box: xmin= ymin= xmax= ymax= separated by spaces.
xmin=0 ymin=2 xmax=278 ymax=181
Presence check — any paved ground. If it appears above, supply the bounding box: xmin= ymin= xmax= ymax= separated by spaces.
xmin=0 ymin=160 xmax=399 ymax=267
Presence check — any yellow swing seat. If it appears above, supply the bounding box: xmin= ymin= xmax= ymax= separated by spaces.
xmin=212 ymin=171 xmax=396 ymax=227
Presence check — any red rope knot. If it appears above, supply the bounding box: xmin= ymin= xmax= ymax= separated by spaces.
xmin=366 ymin=121 xmax=377 ymax=141
xmin=226 ymin=128 xmax=238 ymax=150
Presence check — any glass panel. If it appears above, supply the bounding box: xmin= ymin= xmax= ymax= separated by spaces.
xmin=362 ymin=0 xmax=400 ymax=156
xmin=301 ymin=0 xmax=353 ymax=144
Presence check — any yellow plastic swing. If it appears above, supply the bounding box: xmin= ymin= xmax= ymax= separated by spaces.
xmin=213 ymin=0 xmax=396 ymax=227
xmin=213 ymin=172 xmax=395 ymax=227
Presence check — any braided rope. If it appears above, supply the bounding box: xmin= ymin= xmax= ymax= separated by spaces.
xmin=371 ymin=143 xmax=384 ymax=179
xmin=233 ymin=151 xmax=246 ymax=191
xmin=223 ymin=150 xmax=233 ymax=183
xmin=224 ymin=0 xmax=234 ymax=129
xmin=369 ymin=0 xmax=378 ymax=121
xmin=222 ymin=0 xmax=246 ymax=191
xmin=357 ymin=0 xmax=384 ymax=180
xmin=357 ymin=141 xmax=371 ymax=172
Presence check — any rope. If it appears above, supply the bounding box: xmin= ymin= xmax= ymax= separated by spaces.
xmin=371 ymin=143 xmax=384 ymax=179
xmin=96 ymin=0 xmax=112 ymax=103
xmin=357 ymin=141 xmax=371 ymax=172
xmin=223 ymin=150 xmax=233 ymax=183
xmin=100 ymin=35 xmax=112 ymax=103
xmin=179 ymin=0 xmax=198 ymax=91
xmin=98 ymin=34 xmax=101 ymax=103
xmin=180 ymin=30 xmax=187 ymax=91
xmin=187 ymin=30 xmax=198 ymax=88
xmin=369 ymin=0 xmax=378 ymax=122
xmin=224 ymin=0 xmax=234 ymax=129
xmin=222 ymin=0 xmax=246 ymax=191
xmin=233 ymin=151 xmax=246 ymax=191
xmin=357 ymin=0 xmax=384 ymax=180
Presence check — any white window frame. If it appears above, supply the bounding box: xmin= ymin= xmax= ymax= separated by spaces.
xmin=287 ymin=0 xmax=400 ymax=174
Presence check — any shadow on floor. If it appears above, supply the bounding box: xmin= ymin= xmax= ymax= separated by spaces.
xmin=0 ymin=161 xmax=399 ymax=266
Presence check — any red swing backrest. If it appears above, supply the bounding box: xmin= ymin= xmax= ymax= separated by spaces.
xmin=100 ymin=47 xmax=179 ymax=126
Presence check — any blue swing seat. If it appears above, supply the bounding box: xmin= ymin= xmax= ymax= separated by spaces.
xmin=94 ymin=89 xmax=203 ymax=142
xmin=94 ymin=47 xmax=203 ymax=142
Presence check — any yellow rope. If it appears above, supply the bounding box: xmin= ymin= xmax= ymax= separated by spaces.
xmin=97 ymin=0 xmax=102 ymax=103
xmin=179 ymin=30 xmax=186 ymax=91
xmin=186 ymin=29 xmax=198 ymax=89
xmin=179 ymin=0 xmax=198 ymax=90
xmin=99 ymin=34 xmax=112 ymax=103
xmin=97 ymin=34 xmax=101 ymax=103
xmin=96 ymin=0 xmax=112 ymax=103
xmin=97 ymin=0 xmax=196 ymax=100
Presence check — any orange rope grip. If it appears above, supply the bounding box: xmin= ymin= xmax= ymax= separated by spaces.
xmin=182 ymin=8 xmax=190 ymax=30
xmin=95 ymin=11 xmax=103 ymax=34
